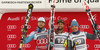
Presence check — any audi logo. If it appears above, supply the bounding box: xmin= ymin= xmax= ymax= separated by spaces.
xmin=94 ymin=44 xmax=100 ymax=48
xmin=23 ymin=44 xmax=31 ymax=48
xmin=7 ymin=34 xmax=17 ymax=39
xmin=79 ymin=25 xmax=90 ymax=29
xmin=7 ymin=25 xmax=17 ymax=29
xmin=7 ymin=44 xmax=16 ymax=48
xmin=21 ymin=25 xmax=31 ymax=29
xmin=36 ymin=39 xmax=48 ymax=44
xmin=87 ymin=44 xmax=89 ymax=48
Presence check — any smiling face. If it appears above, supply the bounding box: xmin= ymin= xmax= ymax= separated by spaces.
xmin=57 ymin=23 xmax=64 ymax=30
xmin=71 ymin=25 xmax=78 ymax=32
xmin=38 ymin=21 xmax=45 ymax=29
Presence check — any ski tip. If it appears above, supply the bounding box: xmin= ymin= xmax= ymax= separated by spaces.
xmin=28 ymin=3 xmax=34 ymax=8
xmin=82 ymin=1 xmax=90 ymax=10
xmin=83 ymin=1 xmax=87 ymax=6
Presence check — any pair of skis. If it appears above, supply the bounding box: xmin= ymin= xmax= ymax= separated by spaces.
xmin=18 ymin=4 xmax=34 ymax=50
xmin=18 ymin=1 xmax=55 ymax=50
xmin=48 ymin=0 xmax=55 ymax=50
xmin=83 ymin=2 xmax=100 ymax=41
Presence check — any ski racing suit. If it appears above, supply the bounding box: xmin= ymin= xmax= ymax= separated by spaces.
xmin=53 ymin=31 xmax=69 ymax=50
xmin=67 ymin=31 xmax=96 ymax=50
xmin=24 ymin=27 xmax=48 ymax=50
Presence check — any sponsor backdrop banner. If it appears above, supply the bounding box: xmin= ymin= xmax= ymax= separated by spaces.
xmin=0 ymin=12 xmax=100 ymax=50
xmin=0 ymin=0 xmax=100 ymax=9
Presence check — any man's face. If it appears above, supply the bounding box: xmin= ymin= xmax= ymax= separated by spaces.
xmin=38 ymin=21 xmax=45 ymax=28
xmin=71 ymin=25 xmax=78 ymax=32
xmin=57 ymin=23 xmax=64 ymax=30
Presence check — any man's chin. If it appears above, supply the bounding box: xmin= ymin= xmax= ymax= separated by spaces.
xmin=58 ymin=28 xmax=63 ymax=30
xmin=38 ymin=26 xmax=43 ymax=28
xmin=73 ymin=31 xmax=77 ymax=32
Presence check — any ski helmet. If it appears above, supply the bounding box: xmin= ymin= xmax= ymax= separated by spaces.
xmin=38 ymin=17 xmax=45 ymax=22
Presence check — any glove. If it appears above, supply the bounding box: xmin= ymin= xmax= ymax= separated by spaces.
xmin=63 ymin=40 xmax=67 ymax=47
xmin=74 ymin=42 xmax=77 ymax=47
xmin=63 ymin=40 xmax=77 ymax=48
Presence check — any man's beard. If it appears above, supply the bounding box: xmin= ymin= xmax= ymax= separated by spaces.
xmin=38 ymin=26 xmax=44 ymax=30
xmin=58 ymin=27 xmax=63 ymax=30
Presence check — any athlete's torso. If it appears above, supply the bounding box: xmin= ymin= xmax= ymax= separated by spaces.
xmin=69 ymin=32 xmax=87 ymax=50
xmin=53 ymin=32 xmax=68 ymax=50
xmin=34 ymin=30 xmax=48 ymax=50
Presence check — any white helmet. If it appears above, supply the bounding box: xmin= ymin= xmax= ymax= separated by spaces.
xmin=38 ymin=17 xmax=45 ymax=22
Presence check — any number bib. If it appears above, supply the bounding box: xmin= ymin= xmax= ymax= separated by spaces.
xmin=34 ymin=31 xmax=48 ymax=50
xmin=53 ymin=32 xmax=68 ymax=50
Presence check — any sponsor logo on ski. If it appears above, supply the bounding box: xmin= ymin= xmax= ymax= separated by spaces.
xmin=25 ymin=9 xmax=31 ymax=26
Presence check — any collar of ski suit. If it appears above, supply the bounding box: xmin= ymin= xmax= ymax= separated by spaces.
xmin=72 ymin=30 xmax=80 ymax=34
xmin=36 ymin=27 xmax=46 ymax=32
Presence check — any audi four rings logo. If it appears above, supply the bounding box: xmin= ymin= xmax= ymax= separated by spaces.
xmin=94 ymin=44 xmax=100 ymax=48
xmin=7 ymin=44 xmax=16 ymax=48
xmin=87 ymin=44 xmax=89 ymax=48
xmin=7 ymin=25 xmax=17 ymax=29
xmin=21 ymin=25 xmax=31 ymax=29
xmin=79 ymin=25 xmax=90 ymax=29
xmin=23 ymin=44 xmax=31 ymax=48
xmin=7 ymin=34 xmax=17 ymax=39
xmin=36 ymin=39 xmax=48 ymax=44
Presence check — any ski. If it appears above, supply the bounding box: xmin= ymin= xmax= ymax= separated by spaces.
xmin=67 ymin=20 xmax=71 ymax=34
xmin=48 ymin=0 xmax=55 ymax=50
xmin=19 ymin=4 xmax=34 ymax=50
xmin=83 ymin=2 xmax=100 ymax=41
